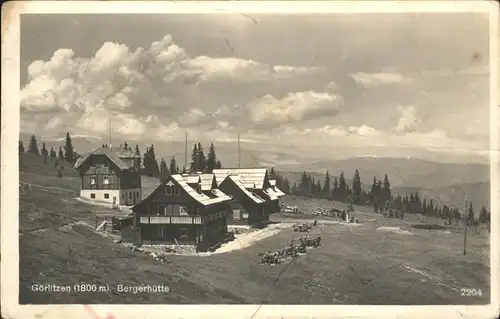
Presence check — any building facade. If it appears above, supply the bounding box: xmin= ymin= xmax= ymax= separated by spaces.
xmin=73 ymin=146 xmax=142 ymax=206
xmin=131 ymin=174 xmax=232 ymax=250
xmin=213 ymin=168 xmax=285 ymax=227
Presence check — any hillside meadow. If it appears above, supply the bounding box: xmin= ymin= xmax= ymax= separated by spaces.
xmin=18 ymin=153 xmax=491 ymax=304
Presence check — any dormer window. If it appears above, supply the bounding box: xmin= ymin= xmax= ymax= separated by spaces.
xmin=90 ymin=176 xmax=96 ymax=185
xmin=165 ymin=180 xmax=175 ymax=196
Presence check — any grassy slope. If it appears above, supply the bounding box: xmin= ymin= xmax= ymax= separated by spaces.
xmin=19 ymin=153 xmax=490 ymax=304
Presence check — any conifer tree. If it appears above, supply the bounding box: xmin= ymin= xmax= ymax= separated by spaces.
xmin=338 ymin=171 xmax=347 ymax=201
xmin=19 ymin=141 xmax=25 ymax=154
xmin=49 ymin=146 xmax=56 ymax=158
xmin=28 ymin=135 xmax=39 ymax=155
xmin=41 ymin=142 xmax=48 ymax=156
xmin=169 ymin=156 xmax=178 ymax=175
xmin=197 ymin=143 xmax=206 ymax=172
xmin=332 ymin=176 xmax=339 ymax=200
xmin=382 ymin=174 xmax=391 ymax=204
xmin=135 ymin=145 xmax=142 ymax=169
xmin=64 ymin=132 xmax=74 ymax=162
xmin=190 ymin=144 xmax=198 ymax=172
xmin=215 ymin=159 xmax=222 ymax=169
xmin=323 ymin=170 xmax=331 ymax=198
xmin=147 ymin=145 xmax=160 ymax=177
xmin=352 ymin=169 xmax=362 ymax=204
xmin=283 ymin=178 xmax=291 ymax=194
xmin=159 ymin=158 xmax=169 ymax=179
xmin=479 ymin=206 xmax=489 ymax=224
xmin=58 ymin=146 xmax=64 ymax=160
xmin=206 ymin=142 xmax=217 ymax=173
xmin=467 ymin=202 xmax=475 ymax=225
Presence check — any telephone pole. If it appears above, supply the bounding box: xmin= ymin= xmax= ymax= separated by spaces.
xmin=464 ymin=195 xmax=468 ymax=256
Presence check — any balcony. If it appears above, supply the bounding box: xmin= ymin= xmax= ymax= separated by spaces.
xmin=140 ymin=216 xmax=203 ymax=224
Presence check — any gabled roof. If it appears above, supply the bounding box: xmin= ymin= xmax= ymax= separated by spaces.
xmin=213 ymin=168 xmax=268 ymax=189
xmin=73 ymin=146 xmax=139 ymax=170
xmin=199 ymin=174 xmax=217 ymax=191
xmin=171 ymin=174 xmax=231 ymax=206
xmin=224 ymin=175 xmax=266 ymax=204
xmin=132 ymin=174 xmax=231 ymax=209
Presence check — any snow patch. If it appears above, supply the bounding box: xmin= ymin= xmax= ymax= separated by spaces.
xmin=377 ymin=226 xmax=413 ymax=235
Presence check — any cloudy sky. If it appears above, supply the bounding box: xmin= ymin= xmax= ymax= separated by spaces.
xmin=20 ymin=13 xmax=491 ymax=164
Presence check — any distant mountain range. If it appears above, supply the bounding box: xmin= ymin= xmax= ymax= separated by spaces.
xmin=20 ymin=133 xmax=490 ymax=210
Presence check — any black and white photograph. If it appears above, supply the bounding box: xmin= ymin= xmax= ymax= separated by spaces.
xmin=2 ymin=1 xmax=499 ymax=319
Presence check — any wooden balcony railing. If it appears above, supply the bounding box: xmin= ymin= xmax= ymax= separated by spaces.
xmin=140 ymin=216 xmax=203 ymax=224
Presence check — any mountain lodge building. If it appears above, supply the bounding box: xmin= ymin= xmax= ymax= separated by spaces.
xmin=213 ymin=168 xmax=286 ymax=227
xmin=73 ymin=145 xmax=142 ymax=206
xmin=130 ymin=173 xmax=232 ymax=249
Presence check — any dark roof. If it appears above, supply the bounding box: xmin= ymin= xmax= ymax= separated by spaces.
xmin=73 ymin=146 xmax=139 ymax=170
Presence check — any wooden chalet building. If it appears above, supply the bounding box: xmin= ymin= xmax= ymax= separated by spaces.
xmin=130 ymin=173 xmax=231 ymax=248
xmin=212 ymin=168 xmax=285 ymax=227
xmin=73 ymin=145 xmax=142 ymax=206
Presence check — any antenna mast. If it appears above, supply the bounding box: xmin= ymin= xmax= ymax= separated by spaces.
xmin=238 ymin=132 xmax=241 ymax=169
xmin=185 ymin=131 xmax=188 ymax=172
xmin=109 ymin=117 xmax=112 ymax=147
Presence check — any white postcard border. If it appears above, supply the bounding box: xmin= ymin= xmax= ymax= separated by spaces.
xmin=2 ymin=1 xmax=499 ymax=319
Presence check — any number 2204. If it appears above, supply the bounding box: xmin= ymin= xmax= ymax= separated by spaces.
xmin=461 ymin=288 xmax=483 ymax=296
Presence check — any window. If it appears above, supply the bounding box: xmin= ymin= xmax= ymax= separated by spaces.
xmin=233 ymin=209 xmax=240 ymax=220
xmin=159 ymin=227 xmax=166 ymax=238
xmin=179 ymin=228 xmax=188 ymax=240
xmin=166 ymin=186 xmax=172 ymax=195
xmin=242 ymin=212 xmax=249 ymax=220
xmin=104 ymin=193 xmax=109 ymax=199
xmin=159 ymin=205 xmax=167 ymax=216
xmin=103 ymin=176 xmax=109 ymax=185
xmin=179 ymin=205 xmax=188 ymax=216
xmin=90 ymin=176 xmax=96 ymax=185
xmin=90 ymin=193 xmax=96 ymax=199
xmin=174 ymin=187 xmax=180 ymax=196
xmin=129 ymin=192 xmax=132 ymax=199
xmin=136 ymin=192 xmax=139 ymax=199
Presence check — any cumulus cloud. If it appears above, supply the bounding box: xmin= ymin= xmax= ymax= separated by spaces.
xmin=247 ymin=91 xmax=343 ymax=126
xmin=394 ymin=105 xmax=422 ymax=134
xmin=350 ymin=72 xmax=407 ymax=88
xmin=20 ymin=34 xmax=322 ymax=139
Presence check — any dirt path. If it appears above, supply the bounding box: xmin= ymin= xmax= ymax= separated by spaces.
xmin=19 ymin=182 xmax=77 ymax=194
xmin=214 ymin=223 xmax=292 ymax=254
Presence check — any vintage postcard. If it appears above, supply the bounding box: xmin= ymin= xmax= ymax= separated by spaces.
xmin=2 ymin=1 xmax=499 ymax=318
